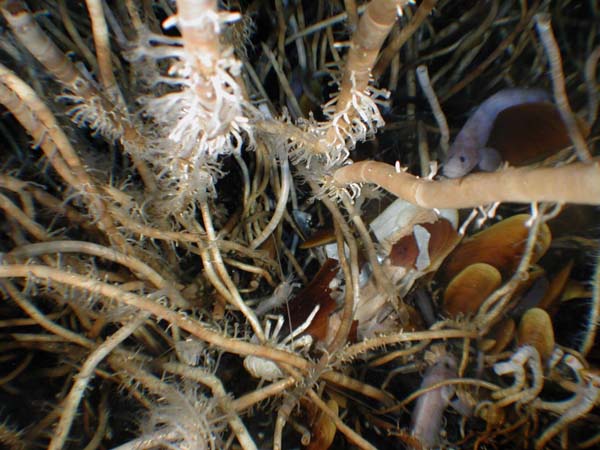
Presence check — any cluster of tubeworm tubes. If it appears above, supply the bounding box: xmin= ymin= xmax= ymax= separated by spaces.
xmin=0 ymin=1 xmax=598 ymax=449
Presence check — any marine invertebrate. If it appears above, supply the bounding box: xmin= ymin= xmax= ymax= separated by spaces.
xmin=411 ymin=352 xmax=458 ymax=448
xmin=0 ymin=1 xmax=597 ymax=449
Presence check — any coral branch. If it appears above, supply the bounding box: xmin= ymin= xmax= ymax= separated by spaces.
xmin=1 ymin=1 xmax=92 ymax=96
xmin=535 ymin=371 xmax=600 ymax=450
xmin=0 ymin=280 xmax=93 ymax=348
xmin=581 ymin=251 xmax=600 ymax=355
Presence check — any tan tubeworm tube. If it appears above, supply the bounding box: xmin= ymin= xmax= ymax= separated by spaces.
xmin=333 ymin=160 xmax=600 ymax=208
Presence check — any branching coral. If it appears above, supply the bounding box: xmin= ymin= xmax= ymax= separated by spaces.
xmin=0 ymin=0 xmax=598 ymax=449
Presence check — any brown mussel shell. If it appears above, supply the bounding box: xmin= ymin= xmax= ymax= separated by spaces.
xmin=517 ymin=307 xmax=555 ymax=361
xmin=444 ymin=262 xmax=502 ymax=318
xmin=442 ymin=214 xmax=551 ymax=282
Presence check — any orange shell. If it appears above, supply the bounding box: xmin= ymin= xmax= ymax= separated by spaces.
xmin=442 ymin=214 xmax=551 ymax=282
xmin=444 ymin=262 xmax=502 ymax=317
xmin=517 ymin=307 xmax=555 ymax=361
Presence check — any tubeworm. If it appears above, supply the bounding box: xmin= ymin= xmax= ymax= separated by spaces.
xmin=411 ymin=354 xmax=458 ymax=448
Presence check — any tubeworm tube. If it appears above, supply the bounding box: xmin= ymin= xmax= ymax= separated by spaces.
xmin=411 ymin=354 xmax=458 ymax=448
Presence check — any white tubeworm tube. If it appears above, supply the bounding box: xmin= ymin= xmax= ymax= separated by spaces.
xmin=411 ymin=353 xmax=458 ymax=448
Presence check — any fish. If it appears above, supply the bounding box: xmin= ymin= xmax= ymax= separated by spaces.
xmin=443 ymin=88 xmax=551 ymax=178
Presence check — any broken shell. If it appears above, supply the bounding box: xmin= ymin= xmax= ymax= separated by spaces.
xmin=442 ymin=214 xmax=551 ymax=282
xmin=444 ymin=263 xmax=502 ymax=317
xmin=369 ymin=198 xmax=438 ymax=246
xmin=389 ymin=229 xmax=419 ymax=268
xmin=426 ymin=218 xmax=461 ymax=269
xmin=390 ymin=218 xmax=459 ymax=270
xmin=286 ymin=259 xmax=338 ymax=343
xmin=518 ymin=307 xmax=555 ymax=361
